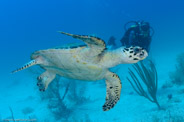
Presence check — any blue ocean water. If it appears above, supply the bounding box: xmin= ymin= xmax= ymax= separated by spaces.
xmin=1 ymin=0 xmax=184 ymax=121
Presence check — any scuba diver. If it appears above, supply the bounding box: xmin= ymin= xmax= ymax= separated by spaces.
xmin=120 ymin=21 xmax=154 ymax=52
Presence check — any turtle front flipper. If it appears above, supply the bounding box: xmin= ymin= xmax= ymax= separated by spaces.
xmin=59 ymin=31 xmax=106 ymax=55
xmin=103 ymin=71 xmax=122 ymax=111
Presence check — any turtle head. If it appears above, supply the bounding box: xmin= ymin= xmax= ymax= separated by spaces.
xmin=122 ymin=46 xmax=148 ymax=63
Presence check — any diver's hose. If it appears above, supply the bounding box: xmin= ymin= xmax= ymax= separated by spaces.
xmin=150 ymin=27 xmax=155 ymax=37
xmin=124 ymin=21 xmax=138 ymax=31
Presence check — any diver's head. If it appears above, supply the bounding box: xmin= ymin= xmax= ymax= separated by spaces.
xmin=141 ymin=22 xmax=150 ymax=32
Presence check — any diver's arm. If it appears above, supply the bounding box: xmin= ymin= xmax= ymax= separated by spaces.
xmin=120 ymin=27 xmax=134 ymax=46
xmin=120 ymin=35 xmax=129 ymax=46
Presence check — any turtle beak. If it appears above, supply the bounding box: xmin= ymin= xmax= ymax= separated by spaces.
xmin=140 ymin=50 xmax=148 ymax=60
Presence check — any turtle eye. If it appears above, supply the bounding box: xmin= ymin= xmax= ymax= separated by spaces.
xmin=134 ymin=48 xmax=140 ymax=53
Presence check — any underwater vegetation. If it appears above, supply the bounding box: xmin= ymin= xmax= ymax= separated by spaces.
xmin=46 ymin=78 xmax=71 ymax=120
xmin=9 ymin=107 xmax=15 ymax=122
xmin=127 ymin=60 xmax=161 ymax=109
xmin=169 ymin=53 xmax=184 ymax=85
xmin=40 ymin=76 xmax=91 ymax=121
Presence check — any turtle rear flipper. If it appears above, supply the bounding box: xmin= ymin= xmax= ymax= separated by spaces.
xmin=11 ymin=56 xmax=44 ymax=73
xmin=103 ymin=71 xmax=122 ymax=111
xmin=11 ymin=60 xmax=37 ymax=73
xmin=37 ymin=71 xmax=56 ymax=91
xmin=59 ymin=31 xmax=106 ymax=55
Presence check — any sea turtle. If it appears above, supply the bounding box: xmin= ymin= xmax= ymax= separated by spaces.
xmin=12 ymin=32 xmax=148 ymax=111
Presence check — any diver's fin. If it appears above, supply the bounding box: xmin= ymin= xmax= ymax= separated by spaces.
xmin=11 ymin=60 xmax=37 ymax=74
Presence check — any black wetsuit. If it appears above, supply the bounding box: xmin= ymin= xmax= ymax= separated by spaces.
xmin=120 ymin=24 xmax=152 ymax=52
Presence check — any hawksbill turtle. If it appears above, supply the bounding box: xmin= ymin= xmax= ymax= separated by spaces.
xmin=12 ymin=32 xmax=148 ymax=111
